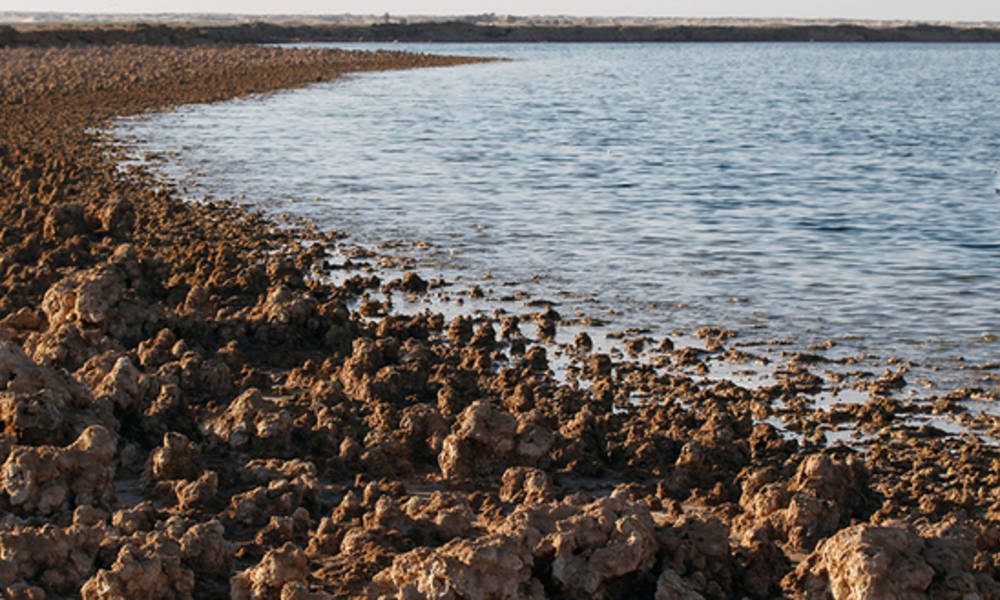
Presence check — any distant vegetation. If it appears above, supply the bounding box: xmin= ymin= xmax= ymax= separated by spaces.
xmin=3 ymin=12 xmax=999 ymax=27
xmin=3 ymin=14 xmax=1000 ymax=45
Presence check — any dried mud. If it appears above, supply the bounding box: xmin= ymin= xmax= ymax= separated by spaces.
xmin=2 ymin=37 xmax=1000 ymax=600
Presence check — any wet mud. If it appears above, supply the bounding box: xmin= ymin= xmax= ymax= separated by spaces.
xmin=2 ymin=37 xmax=1000 ymax=599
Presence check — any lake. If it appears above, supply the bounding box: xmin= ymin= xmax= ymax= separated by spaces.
xmin=113 ymin=42 xmax=1000 ymax=390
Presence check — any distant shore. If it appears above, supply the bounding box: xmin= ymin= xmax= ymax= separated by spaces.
xmin=4 ymin=20 xmax=1000 ymax=46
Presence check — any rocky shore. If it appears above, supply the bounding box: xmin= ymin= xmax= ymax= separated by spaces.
xmin=2 ymin=37 xmax=1000 ymax=599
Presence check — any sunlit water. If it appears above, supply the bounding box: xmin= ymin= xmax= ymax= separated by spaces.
xmin=113 ymin=42 xmax=1000 ymax=388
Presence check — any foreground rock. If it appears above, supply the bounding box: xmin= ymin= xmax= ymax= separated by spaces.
xmin=785 ymin=522 xmax=1000 ymax=599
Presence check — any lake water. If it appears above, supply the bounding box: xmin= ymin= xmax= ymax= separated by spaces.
xmin=113 ymin=42 xmax=1000 ymax=389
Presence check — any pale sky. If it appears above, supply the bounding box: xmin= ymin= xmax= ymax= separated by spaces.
xmin=8 ymin=0 xmax=1000 ymax=22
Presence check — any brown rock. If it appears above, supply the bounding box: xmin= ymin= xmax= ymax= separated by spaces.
xmin=23 ymin=320 xmax=104 ymax=372
xmin=181 ymin=284 xmax=213 ymax=316
xmin=499 ymin=466 xmax=556 ymax=505
xmin=658 ymin=514 xmax=738 ymax=599
xmin=81 ymin=533 xmax=194 ymax=600
xmin=42 ymin=203 xmax=89 ymax=241
xmin=179 ymin=519 xmax=234 ymax=573
xmin=112 ymin=501 xmax=156 ymax=535
xmin=0 ymin=340 xmax=111 ymax=445
xmin=0 ymin=508 xmax=107 ymax=596
xmin=41 ymin=264 xmax=124 ymax=328
xmin=535 ymin=492 xmax=659 ymax=596
xmin=77 ymin=351 xmax=144 ymax=411
xmin=174 ymin=470 xmax=218 ymax=509
xmin=0 ymin=307 xmax=42 ymax=331
xmin=735 ymin=453 xmax=875 ymax=552
xmin=401 ymin=491 xmax=475 ymax=540
xmin=514 ymin=413 xmax=554 ymax=463
xmin=446 ymin=316 xmax=473 ymax=346
xmin=482 ymin=489 xmax=661 ymax=598
xmin=655 ymin=569 xmax=705 ymax=600
xmin=228 ymin=475 xmax=318 ymax=526
xmin=85 ymin=195 xmax=136 ymax=236
xmin=137 ymin=329 xmax=177 ymax=369
xmin=438 ymin=401 xmax=516 ymax=480
xmin=585 ymin=353 xmax=613 ymax=377
xmin=2 ymin=425 xmax=115 ymax=514
xmin=399 ymin=272 xmax=428 ymax=293
xmin=256 ymin=285 xmax=318 ymax=325
xmin=255 ymin=508 xmax=312 ymax=550
xmin=230 ymin=542 xmax=308 ymax=600
xmin=240 ymin=458 xmax=317 ymax=485
xmin=370 ymin=533 xmax=542 ymax=600
xmin=787 ymin=519 xmax=1000 ymax=599
xmin=203 ymin=388 xmax=292 ymax=452
xmin=146 ymin=432 xmax=203 ymax=482
xmin=786 ymin=524 xmax=933 ymax=599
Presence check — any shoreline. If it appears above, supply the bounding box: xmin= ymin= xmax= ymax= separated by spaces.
xmin=3 ymin=37 xmax=1000 ymax=598
xmin=5 ymin=21 xmax=1000 ymax=46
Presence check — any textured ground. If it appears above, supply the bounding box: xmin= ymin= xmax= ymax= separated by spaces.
xmin=1 ymin=38 xmax=1000 ymax=599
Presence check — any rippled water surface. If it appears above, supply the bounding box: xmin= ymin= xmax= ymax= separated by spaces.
xmin=115 ymin=43 xmax=1000 ymax=379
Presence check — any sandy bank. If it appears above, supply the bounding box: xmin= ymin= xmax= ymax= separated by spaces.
xmin=2 ymin=35 xmax=1000 ymax=599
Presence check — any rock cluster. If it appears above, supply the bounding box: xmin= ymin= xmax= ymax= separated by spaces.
xmin=1 ymin=35 xmax=999 ymax=599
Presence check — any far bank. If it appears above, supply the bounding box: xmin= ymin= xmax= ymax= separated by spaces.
xmin=4 ymin=20 xmax=1000 ymax=47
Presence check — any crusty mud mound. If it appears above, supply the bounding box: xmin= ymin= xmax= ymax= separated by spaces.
xmin=2 ymin=37 xmax=1000 ymax=599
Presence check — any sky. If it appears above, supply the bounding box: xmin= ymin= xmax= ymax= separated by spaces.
xmin=8 ymin=0 xmax=1000 ymax=22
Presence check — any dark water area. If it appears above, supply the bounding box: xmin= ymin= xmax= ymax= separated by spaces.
xmin=114 ymin=42 xmax=1000 ymax=390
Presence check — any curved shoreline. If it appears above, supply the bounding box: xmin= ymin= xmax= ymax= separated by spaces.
xmin=2 ymin=38 xmax=1000 ymax=598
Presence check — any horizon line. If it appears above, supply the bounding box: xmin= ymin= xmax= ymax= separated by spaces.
xmin=4 ymin=12 xmax=1000 ymax=26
